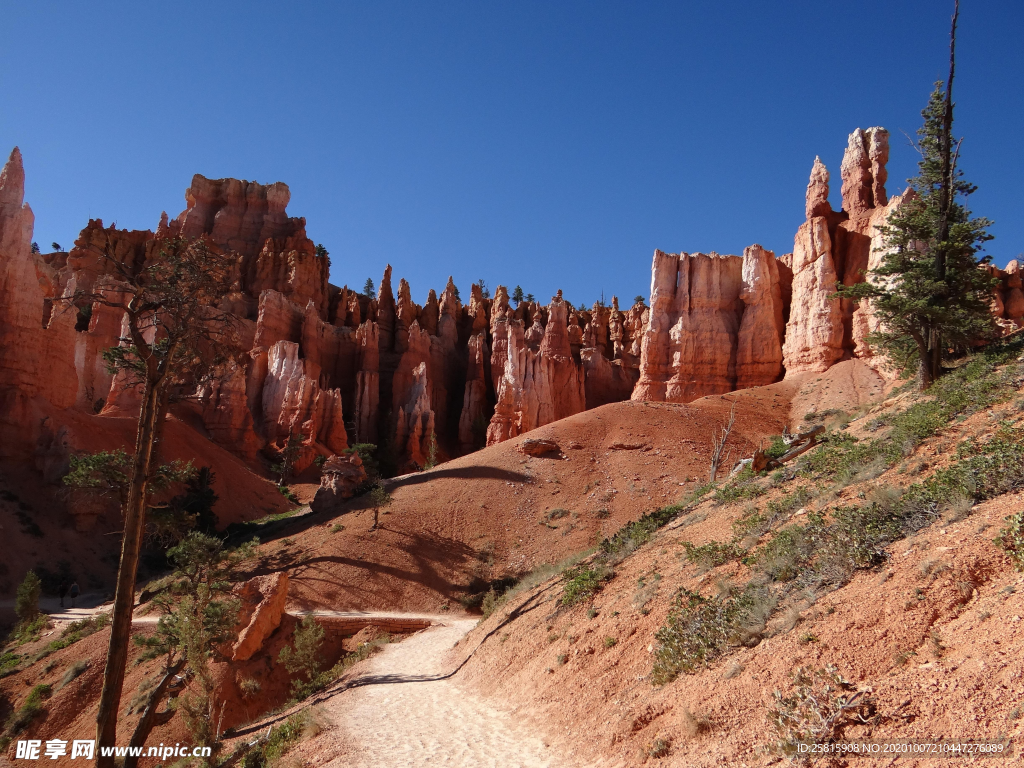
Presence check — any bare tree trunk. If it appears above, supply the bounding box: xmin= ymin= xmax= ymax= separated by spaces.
xmin=95 ymin=379 xmax=167 ymax=767
xmin=709 ymin=403 xmax=737 ymax=482
xmin=918 ymin=340 xmax=936 ymax=391
xmin=123 ymin=659 xmax=185 ymax=768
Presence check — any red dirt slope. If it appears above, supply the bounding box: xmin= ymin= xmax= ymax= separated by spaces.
xmin=277 ymin=377 xmax=801 ymax=614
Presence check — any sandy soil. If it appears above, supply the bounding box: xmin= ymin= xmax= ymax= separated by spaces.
xmin=293 ymin=619 xmax=572 ymax=768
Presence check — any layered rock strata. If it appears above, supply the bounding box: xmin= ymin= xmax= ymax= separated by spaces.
xmin=632 ymin=246 xmax=787 ymax=402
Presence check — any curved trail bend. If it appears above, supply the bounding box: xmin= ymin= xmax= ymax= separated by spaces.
xmin=306 ymin=617 xmax=571 ymax=768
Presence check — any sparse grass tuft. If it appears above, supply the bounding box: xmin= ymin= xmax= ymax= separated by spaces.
xmin=58 ymin=660 xmax=89 ymax=689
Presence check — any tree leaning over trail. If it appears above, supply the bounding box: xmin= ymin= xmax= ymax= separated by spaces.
xmin=66 ymin=236 xmax=236 ymax=767
xmin=838 ymin=0 xmax=995 ymax=389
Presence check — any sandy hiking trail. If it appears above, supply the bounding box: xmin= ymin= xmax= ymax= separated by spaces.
xmin=306 ymin=618 xmax=572 ymax=768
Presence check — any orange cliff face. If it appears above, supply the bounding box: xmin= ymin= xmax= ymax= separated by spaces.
xmin=0 ymin=151 xmax=648 ymax=496
xmin=1 ymin=127 xmax=1016 ymax=501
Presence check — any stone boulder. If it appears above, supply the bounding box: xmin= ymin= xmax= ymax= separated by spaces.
xmin=231 ymin=572 xmax=289 ymax=662
xmin=310 ymin=452 xmax=368 ymax=515
xmin=517 ymin=438 xmax=561 ymax=456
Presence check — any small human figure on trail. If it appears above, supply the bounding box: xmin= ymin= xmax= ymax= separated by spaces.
xmin=68 ymin=580 xmax=80 ymax=608
xmin=58 ymin=580 xmax=69 ymax=608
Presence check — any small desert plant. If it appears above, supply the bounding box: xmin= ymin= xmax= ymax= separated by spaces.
xmin=330 ymin=523 xmax=345 ymax=533
xmin=714 ymin=468 xmax=766 ymax=505
xmin=600 ymin=503 xmax=684 ymax=562
xmin=768 ymin=666 xmax=872 ymax=757
xmin=240 ymin=708 xmax=323 ymax=768
xmin=480 ymin=589 xmax=499 ymax=620
xmin=603 ymin=636 xmax=617 ymax=648
xmin=650 ymin=585 xmax=772 ymax=683
xmin=645 ymin=736 xmax=672 ymax=758
xmin=239 ymin=677 xmax=261 ymax=699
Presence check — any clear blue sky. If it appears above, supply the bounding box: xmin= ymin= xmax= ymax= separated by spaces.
xmin=2 ymin=1 xmax=1020 ymax=307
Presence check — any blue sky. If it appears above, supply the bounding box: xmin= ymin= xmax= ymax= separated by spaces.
xmin=2 ymin=1 xmax=1020 ymax=307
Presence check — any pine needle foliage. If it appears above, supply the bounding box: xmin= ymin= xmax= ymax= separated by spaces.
xmin=838 ymin=15 xmax=995 ymax=388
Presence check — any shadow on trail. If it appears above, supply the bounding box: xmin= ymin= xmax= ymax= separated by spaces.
xmin=226 ymin=580 xmax=558 ymax=740
xmin=385 ymin=465 xmax=531 ymax=490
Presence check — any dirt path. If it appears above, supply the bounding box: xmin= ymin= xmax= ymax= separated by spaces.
xmin=310 ymin=618 xmax=570 ymax=768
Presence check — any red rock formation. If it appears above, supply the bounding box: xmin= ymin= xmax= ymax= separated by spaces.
xmin=632 ymin=251 xmax=746 ymax=401
xmin=1002 ymin=261 xmax=1024 ymax=324
xmin=0 ymin=148 xmax=79 ymax=455
xmin=458 ymin=333 xmax=490 ymax=451
xmin=231 ymin=572 xmax=289 ymax=662
xmin=200 ymin=360 xmax=261 ymax=459
xmin=486 ymin=292 xmax=586 ymax=445
xmin=394 ymin=362 xmax=435 ymax=470
xmin=174 ymin=174 xmax=307 ymax=259
xmin=736 ymin=245 xmax=785 ymax=389
xmin=782 ymin=159 xmax=846 ymax=373
xmin=353 ymin=320 xmax=380 ymax=443
xmin=243 ymin=242 xmax=329 ymax=319
xmin=310 ymin=452 xmax=368 ymax=514
xmin=261 ymin=340 xmax=348 ymax=456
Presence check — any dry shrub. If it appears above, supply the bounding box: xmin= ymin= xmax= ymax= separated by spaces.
xmin=680 ymin=707 xmax=711 ymax=738
xmin=768 ymin=666 xmax=873 ymax=757
xmin=723 ymin=660 xmax=744 ymax=680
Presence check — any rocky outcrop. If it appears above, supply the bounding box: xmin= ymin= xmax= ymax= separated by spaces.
xmin=783 ymin=129 xmax=900 ymax=373
xmin=231 ymin=572 xmax=289 ymax=662
xmin=394 ymin=362 xmax=435 ymax=470
xmin=736 ymin=245 xmax=785 ymax=389
xmin=261 ymin=340 xmax=348 ymax=455
xmin=174 ymin=174 xmax=307 ymax=259
xmin=310 ymin=452 xmax=368 ymax=514
xmin=458 ymin=333 xmax=489 ymax=451
xmin=781 ymin=214 xmax=844 ymax=373
xmin=486 ymin=292 xmax=586 ymax=445
xmin=0 ymin=148 xmax=79 ymax=456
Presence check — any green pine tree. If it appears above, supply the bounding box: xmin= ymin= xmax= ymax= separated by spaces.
xmin=363 ymin=277 xmax=376 ymax=299
xmin=838 ymin=4 xmax=994 ymax=389
xmin=512 ymin=285 xmax=524 ymax=304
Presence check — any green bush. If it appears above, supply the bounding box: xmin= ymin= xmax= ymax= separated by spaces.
xmin=560 ymin=563 xmax=612 ymax=606
xmin=1 ymin=683 xmax=51 ymax=745
xmin=765 ymin=435 xmax=789 ymax=460
xmin=241 ymin=709 xmax=318 ymax=768
xmin=651 ymin=589 xmax=763 ymax=683
xmin=0 ymin=651 xmax=21 ymax=678
xmin=714 ymin=468 xmax=765 ymax=504
xmin=15 ymin=571 xmax=41 ymax=624
xmin=682 ymin=540 xmax=744 ymax=570
xmin=600 ymin=504 xmax=683 ymax=561
xmin=279 ymin=616 xmax=326 ymax=698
